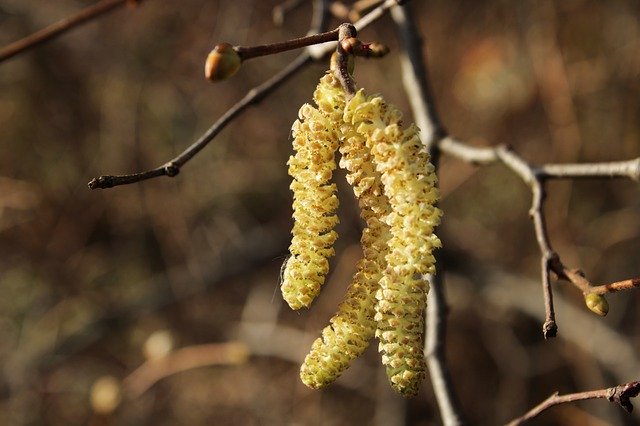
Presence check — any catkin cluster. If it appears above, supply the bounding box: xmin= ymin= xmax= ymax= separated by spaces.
xmin=284 ymin=70 xmax=442 ymax=397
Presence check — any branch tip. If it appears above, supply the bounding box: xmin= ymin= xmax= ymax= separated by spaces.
xmin=543 ymin=320 xmax=557 ymax=339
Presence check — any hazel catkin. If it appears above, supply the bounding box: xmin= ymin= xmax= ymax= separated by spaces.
xmin=345 ymin=90 xmax=442 ymax=397
xmin=281 ymin=73 xmax=345 ymax=310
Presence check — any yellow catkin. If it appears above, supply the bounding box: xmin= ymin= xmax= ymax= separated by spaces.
xmin=345 ymin=90 xmax=442 ymax=397
xmin=300 ymin=123 xmax=392 ymax=388
xmin=282 ymin=73 xmax=345 ymax=310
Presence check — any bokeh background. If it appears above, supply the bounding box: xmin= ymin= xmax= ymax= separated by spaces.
xmin=0 ymin=0 xmax=639 ymax=424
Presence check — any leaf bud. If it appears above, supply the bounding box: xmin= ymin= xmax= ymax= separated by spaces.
xmin=205 ymin=43 xmax=241 ymax=81
xmin=585 ymin=292 xmax=609 ymax=316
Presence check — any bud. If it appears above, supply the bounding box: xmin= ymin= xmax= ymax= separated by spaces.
xmin=340 ymin=36 xmax=362 ymax=54
xmin=585 ymin=292 xmax=609 ymax=316
xmin=361 ymin=42 xmax=390 ymax=58
xmin=205 ymin=43 xmax=241 ymax=81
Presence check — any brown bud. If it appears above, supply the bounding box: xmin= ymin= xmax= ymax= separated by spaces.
xmin=585 ymin=292 xmax=609 ymax=316
xmin=205 ymin=43 xmax=241 ymax=81
xmin=340 ymin=37 xmax=362 ymax=54
xmin=362 ymin=42 xmax=390 ymax=58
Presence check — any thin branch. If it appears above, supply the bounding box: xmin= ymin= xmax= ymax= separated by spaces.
xmin=438 ymin=136 xmax=640 ymax=331
xmin=591 ymin=277 xmax=640 ymax=295
xmin=391 ymin=4 xmax=466 ymax=425
xmin=89 ymin=52 xmax=312 ymax=189
xmin=89 ymin=0 xmax=403 ymax=189
xmin=235 ymin=28 xmax=340 ymax=61
xmin=122 ymin=342 xmax=249 ymax=399
xmin=0 ymin=0 xmax=142 ymax=64
xmin=440 ymin=138 xmax=640 ymax=181
xmin=529 ymin=180 xmax=558 ymax=338
xmin=505 ymin=381 xmax=640 ymax=425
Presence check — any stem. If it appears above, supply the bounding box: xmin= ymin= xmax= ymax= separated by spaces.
xmin=0 ymin=0 xmax=142 ymax=64
xmin=506 ymin=381 xmax=640 ymax=425
xmin=235 ymin=29 xmax=339 ymax=61
xmin=89 ymin=0 xmax=402 ymax=189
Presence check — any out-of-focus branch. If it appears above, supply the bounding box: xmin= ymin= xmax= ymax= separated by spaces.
xmin=391 ymin=4 xmax=466 ymax=425
xmin=0 ymin=0 xmax=143 ymax=64
xmin=505 ymin=381 xmax=640 ymax=425
xmin=122 ymin=342 xmax=249 ymax=399
xmin=88 ymin=0 xmax=403 ymax=190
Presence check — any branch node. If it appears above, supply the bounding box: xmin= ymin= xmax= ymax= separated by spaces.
xmin=163 ymin=163 xmax=180 ymax=177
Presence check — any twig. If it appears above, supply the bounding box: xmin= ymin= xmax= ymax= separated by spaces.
xmin=235 ymin=28 xmax=340 ymax=61
xmin=505 ymin=381 xmax=640 ymax=425
xmin=0 ymin=0 xmax=143 ymax=64
xmin=590 ymin=277 xmax=640 ymax=295
xmin=439 ymin=137 xmax=640 ymax=332
xmin=335 ymin=24 xmax=358 ymax=96
xmin=89 ymin=0 xmax=403 ymax=189
xmin=529 ymin=180 xmax=558 ymax=338
xmin=391 ymin=4 xmax=466 ymax=425
xmin=122 ymin=342 xmax=249 ymax=399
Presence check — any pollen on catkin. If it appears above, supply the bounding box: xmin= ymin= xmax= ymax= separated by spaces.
xmin=282 ymin=73 xmax=346 ymax=310
xmin=300 ymin=125 xmax=392 ymax=388
xmin=345 ymin=90 xmax=443 ymax=397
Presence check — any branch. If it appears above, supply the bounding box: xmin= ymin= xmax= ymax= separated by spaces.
xmin=391 ymin=4 xmax=466 ymax=425
xmin=506 ymin=381 xmax=640 ymax=425
xmin=0 ymin=0 xmax=143 ymax=64
xmin=88 ymin=0 xmax=403 ymax=189
xmin=439 ymin=137 xmax=640 ymax=333
xmin=122 ymin=342 xmax=249 ymax=399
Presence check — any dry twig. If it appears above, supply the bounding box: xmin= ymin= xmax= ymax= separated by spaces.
xmin=88 ymin=0 xmax=403 ymax=190
xmin=506 ymin=381 xmax=640 ymax=425
xmin=0 ymin=0 xmax=143 ymax=64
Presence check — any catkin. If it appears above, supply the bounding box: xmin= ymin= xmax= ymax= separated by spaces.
xmin=300 ymin=125 xmax=392 ymax=388
xmin=345 ymin=90 xmax=442 ymax=397
xmin=282 ymin=73 xmax=345 ymax=310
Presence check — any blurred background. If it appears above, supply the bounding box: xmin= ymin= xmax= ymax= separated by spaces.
xmin=0 ymin=0 xmax=639 ymax=424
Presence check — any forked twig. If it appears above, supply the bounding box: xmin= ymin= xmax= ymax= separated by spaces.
xmin=88 ymin=0 xmax=403 ymax=190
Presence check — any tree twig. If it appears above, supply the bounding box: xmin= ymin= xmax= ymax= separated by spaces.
xmin=89 ymin=0 xmax=403 ymax=190
xmin=122 ymin=342 xmax=249 ymax=399
xmin=0 ymin=0 xmax=143 ymax=64
xmin=439 ymin=137 xmax=640 ymax=332
xmin=505 ymin=381 xmax=640 ymax=425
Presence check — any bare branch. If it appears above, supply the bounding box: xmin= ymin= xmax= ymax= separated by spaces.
xmin=89 ymin=0 xmax=403 ymax=190
xmin=0 ymin=0 xmax=143 ymax=64
xmin=122 ymin=342 xmax=249 ymax=399
xmin=439 ymin=136 xmax=640 ymax=331
xmin=506 ymin=381 xmax=640 ymax=425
